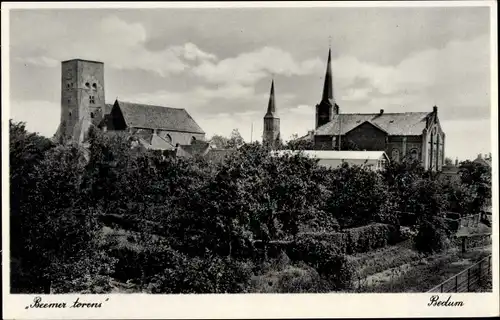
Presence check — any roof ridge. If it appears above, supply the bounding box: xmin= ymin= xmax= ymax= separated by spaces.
xmin=336 ymin=111 xmax=429 ymax=115
xmin=117 ymin=100 xmax=184 ymax=110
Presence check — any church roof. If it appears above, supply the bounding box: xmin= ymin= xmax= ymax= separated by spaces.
xmin=114 ymin=100 xmax=205 ymax=134
xmin=315 ymin=112 xmax=431 ymax=136
xmin=321 ymin=48 xmax=335 ymax=106
xmin=176 ymin=141 xmax=211 ymax=158
xmin=265 ymin=79 xmax=277 ymax=118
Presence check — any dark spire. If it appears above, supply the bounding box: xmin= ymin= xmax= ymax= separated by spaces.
xmin=321 ymin=48 xmax=334 ymax=105
xmin=265 ymin=79 xmax=276 ymax=117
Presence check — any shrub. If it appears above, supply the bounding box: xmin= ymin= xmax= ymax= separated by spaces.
xmin=414 ymin=217 xmax=451 ymax=254
xmin=147 ymin=255 xmax=254 ymax=293
xmin=287 ymin=232 xmax=347 ymax=260
xmin=250 ymin=264 xmax=323 ymax=293
xmin=285 ymin=235 xmax=353 ymax=290
xmin=345 ymin=223 xmax=400 ymax=254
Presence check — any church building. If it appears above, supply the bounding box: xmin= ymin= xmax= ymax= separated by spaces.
xmin=262 ymin=79 xmax=280 ymax=149
xmin=295 ymin=48 xmax=446 ymax=171
xmin=54 ymin=58 xmax=207 ymax=156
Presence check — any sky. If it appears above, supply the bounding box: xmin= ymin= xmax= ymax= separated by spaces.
xmin=7 ymin=5 xmax=493 ymax=161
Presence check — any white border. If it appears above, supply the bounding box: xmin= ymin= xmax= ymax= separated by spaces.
xmin=2 ymin=1 xmax=499 ymax=319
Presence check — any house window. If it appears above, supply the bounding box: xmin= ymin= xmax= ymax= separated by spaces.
xmin=89 ymin=96 xmax=95 ymax=104
xmin=391 ymin=148 xmax=400 ymax=162
xmin=191 ymin=136 xmax=197 ymax=144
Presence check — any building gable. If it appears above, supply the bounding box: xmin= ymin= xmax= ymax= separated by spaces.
xmin=115 ymin=100 xmax=205 ymax=134
xmin=315 ymin=112 xmax=430 ymax=137
xmin=344 ymin=121 xmax=388 ymax=151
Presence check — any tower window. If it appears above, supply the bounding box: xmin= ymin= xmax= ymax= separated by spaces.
xmin=69 ymin=112 xmax=72 ymax=117
xmin=66 ymin=83 xmax=71 ymax=88
xmin=85 ymin=82 xmax=90 ymax=88
xmin=92 ymin=83 xmax=97 ymax=89
xmin=91 ymin=112 xmax=94 ymax=119
xmin=89 ymin=96 xmax=95 ymax=104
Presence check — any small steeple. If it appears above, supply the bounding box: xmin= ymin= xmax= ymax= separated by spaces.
xmin=265 ymin=79 xmax=276 ymax=117
xmin=263 ymin=78 xmax=280 ymax=149
xmin=321 ymin=47 xmax=334 ymax=106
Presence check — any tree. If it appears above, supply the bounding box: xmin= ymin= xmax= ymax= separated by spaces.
xmin=444 ymin=157 xmax=453 ymax=166
xmin=227 ymin=129 xmax=245 ymax=149
xmin=209 ymin=134 xmax=230 ymax=149
xmin=283 ymin=138 xmax=314 ymax=151
xmin=324 ymin=164 xmax=395 ymax=228
xmin=458 ymin=160 xmax=492 ymax=212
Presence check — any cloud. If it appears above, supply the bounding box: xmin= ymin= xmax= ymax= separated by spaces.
xmin=13 ymin=15 xmax=216 ymax=77
xmin=193 ymin=46 xmax=323 ymax=85
xmin=331 ymin=35 xmax=490 ymax=117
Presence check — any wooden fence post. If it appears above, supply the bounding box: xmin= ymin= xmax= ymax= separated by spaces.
xmin=478 ymin=260 xmax=482 ymax=285
xmin=467 ymin=269 xmax=471 ymax=291
xmin=455 ymin=275 xmax=458 ymax=292
xmin=440 ymin=283 xmax=443 ymax=293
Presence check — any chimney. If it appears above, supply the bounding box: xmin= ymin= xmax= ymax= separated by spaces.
xmin=433 ymin=105 xmax=438 ymax=113
xmin=455 ymin=157 xmax=459 ymax=166
xmin=379 ymin=109 xmax=384 ymax=115
xmin=308 ymin=130 xmax=314 ymax=141
xmin=478 ymin=153 xmax=482 ymax=159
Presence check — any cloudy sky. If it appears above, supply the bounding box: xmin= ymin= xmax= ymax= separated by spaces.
xmin=8 ymin=5 xmax=493 ymax=160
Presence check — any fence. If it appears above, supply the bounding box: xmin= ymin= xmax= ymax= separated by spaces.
xmin=396 ymin=211 xmax=480 ymax=230
xmin=427 ymin=255 xmax=492 ymax=293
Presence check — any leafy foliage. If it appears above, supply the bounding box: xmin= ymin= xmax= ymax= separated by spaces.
xmin=10 ymin=120 xmax=491 ymax=293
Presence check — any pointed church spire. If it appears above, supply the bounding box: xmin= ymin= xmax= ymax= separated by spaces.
xmin=263 ymin=79 xmax=280 ymax=149
xmin=266 ymin=79 xmax=276 ymax=116
xmin=321 ymin=48 xmax=334 ymax=105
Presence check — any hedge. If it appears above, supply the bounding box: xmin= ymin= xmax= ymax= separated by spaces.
xmin=286 ymin=223 xmax=400 ymax=257
xmin=345 ymin=223 xmax=400 ymax=254
xmin=284 ymin=237 xmax=353 ymax=290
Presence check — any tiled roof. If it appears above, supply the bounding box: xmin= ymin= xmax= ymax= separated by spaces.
xmin=177 ymin=141 xmax=211 ymax=157
xmin=315 ymin=112 xmax=431 ymax=136
xmin=115 ymin=100 xmax=205 ymax=134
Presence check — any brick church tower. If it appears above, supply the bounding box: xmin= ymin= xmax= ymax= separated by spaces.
xmin=56 ymin=59 xmax=106 ymax=143
xmin=263 ymin=79 xmax=280 ymax=149
xmin=315 ymin=48 xmax=339 ymax=129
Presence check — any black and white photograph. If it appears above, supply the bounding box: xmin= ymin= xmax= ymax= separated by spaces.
xmin=2 ymin=1 xmax=498 ymax=318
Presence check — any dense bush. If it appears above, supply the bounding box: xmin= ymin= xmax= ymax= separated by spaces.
xmin=324 ymin=164 xmax=396 ymax=228
xmin=345 ymin=223 xmax=400 ymax=254
xmin=414 ymin=217 xmax=451 ymax=254
xmin=285 ymin=235 xmax=354 ymax=290
xmin=250 ymin=263 xmax=323 ymax=293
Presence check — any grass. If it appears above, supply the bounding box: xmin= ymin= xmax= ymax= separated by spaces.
xmin=349 ymin=240 xmax=423 ymax=279
xmin=358 ymin=245 xmax=491 ymax=292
